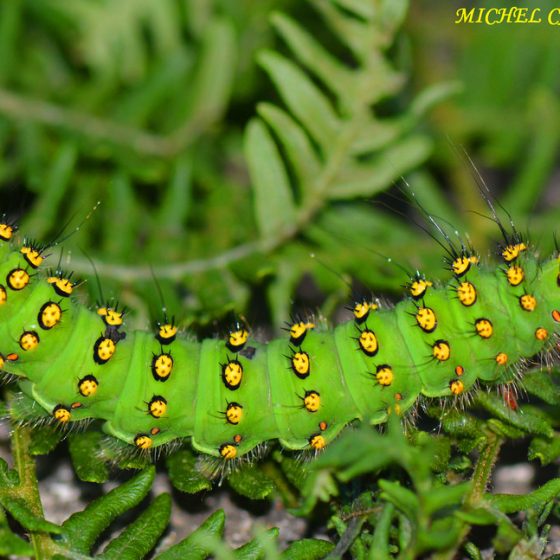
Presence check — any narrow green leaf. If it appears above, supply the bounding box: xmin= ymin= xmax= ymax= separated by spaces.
xmin=68 ymin=431 xmax=109 ymax=483
xmin=423 ymin=482 xmax=471 ymax=516
xmin=476 ymin=393 xmax=553 ymax=438
xmin=271 ymin=13 xmax=354 ymax=104
xmin=310 ymin=0 xmax=371 ymax=60
xmin=227 ymin=464 xmax=275 ymax=500
xmin=378 ymin=480 xmax=419 ymax=521
xmin=369 ymin=503 xmax=394 ymax=560
xmin=529 ymin=435 xmax=560 ymax=465
xmin=114 ymin=50 xmax=193 ymax=126
xmin=155 ymin=509 xmax=225 ymax=560
xmin=487 ymin=478 xmax=560 ymax=514
xmin=166 ymin=449 xmax=212 ymax=494
xmin=520 ymin=370 xmax=560 ymax=405
xmin=0 ymin=0 xmax=21 ymax=84
xmin=244 ymin=118 xmax=297 ymax=240
xmin=486 ymin=419 xmax=525 ymax=440
xmin=257 ymin=103 xmax=321 ymax=194
xmin=156 ymin=156 xmax=192 ymax=234
xmin=0 ymin=496 xmax=61 ymax=534
xmin=439 ymin=410 xmax=486 ymax=439
xmin=24 ymin=141 xmax=78 ymax=237
xmin=0 ymin=517 xmax=33 ymax=556
xmin=331 ymin=0 xmax=375 ymax=20
xmin=329 ymin=136 xmax=432 ymax=199
xmin=189 ymin=18 xmax=237 ymax=124
xmin=0 ymin=461 xmax=18 ymax=489
xmin=455 ymin=507 xmax=501 ymax=527
xmin=28 ymin=424 xmax=63 ymax=455
xmin=280 ymin=538 xmax=334 ymax=559
xmin=376 ymin=0 xmax=409 ymax=32
xmin=258 ymin=51 xmax=340 ymax=149
xmin=464 ymin=542 xmax=484 ymax=560
xmin=349 ymin=116 xmax=411 ymax=156
xmin=233 ymin=527 xmax=279 ymax=560
xmin=410 ymin=82 xmax=462 ymax=117
xmin=97 ymin=493 xmax=171 ymax=560
xmin=61 ymin=466 xmax=155 ymax=555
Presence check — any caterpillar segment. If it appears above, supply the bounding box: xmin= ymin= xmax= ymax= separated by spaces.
xmin=1 ymin=222 xmax=560 ymax=462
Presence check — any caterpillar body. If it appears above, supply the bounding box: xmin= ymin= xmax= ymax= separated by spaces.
xmin=1 ymin=219 xmax=560 ymax=462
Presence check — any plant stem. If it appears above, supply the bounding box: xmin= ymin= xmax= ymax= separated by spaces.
xmin=433 ymin=430 xmax=503 ymax=560
xmin=11 ymin=420 xmax=54 ymax=559
xmin=467 ymin=430 xmax=503 ymax=506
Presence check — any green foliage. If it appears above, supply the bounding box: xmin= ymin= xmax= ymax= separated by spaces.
xmin=0 ymin=0 xmax=446 ymax=332
xmin=2 ymin=0 xmax=560 ymax=559
xmin=2 ymin=453 xmax=326 ymax=559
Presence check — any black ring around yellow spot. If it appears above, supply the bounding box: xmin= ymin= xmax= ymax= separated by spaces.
xmin=78 ymin=375 xmax=98 ymax=397
xmin=134 ymin=435 xmax=153 ymax=449
xmin=415 ymin=307 xmax=437 ymax=333
xmin=451 ymin=255 xmax=478 ymax=277
xmin=519 ymin=294 xmax=537 ymax=312
xmin=21 ymin=246 xmax=43 ymax=268
xmin=151 ymin=352 xmax=174 ymax=381
xmin=7 ymin=268 xmax=30 ymax=291
xmin=358 ymin=328 xmax=378 ymax=356
xmin=474 ymin=318 xmax=493 ymax=339
xmin=450 ymin=380 xmax=464 ymax=395
xmin=309 ymin=434 xmax=326 ymax=450
xmin=353 ymin=301 xmax=377 ymax=323
xmin=225 ymin=402 xmax=243 ymax=424
xmin=289 ymin=321 xmax=315 ymax=345
xmin=0 ymin=223 xmax=14 ymax=241
xmin=552 ymin=310 xmax=560 ymax=323
xmin=148 ymin=396 xmax=167 ymax=418
xmin=535 ymin=327 xmax=548 ymax=341
xmin=38 ymin=301 xmax=62 ymax=330
xmin=408 ymin=278 xmax=432 ymax=299
xmin=227 ymin=328 xmax=249 ymax=351
xmin=291 ymin=350 xmax=310 ymax=379
xmin=502 ymin=242 xmax=527 ymax=262
xmin=222 ymin=359 xmax=243 ymax=390
xmin=220 ymin=443 xmax=237 ymax=459
xmin=496 ymin=352 xmax=508 ymax=366
xmin=506 ymin=265 xmax=524 ymax=287
xmin=0 ymin=285 xmax=6 ymax=305
xmin=97 ymin=307 xmax=124 ymax=326
xmin=375 ymin=365 xmax=394 ymax=386
xmin=47 ymin=276 xmax=74 ymax=297
xmin=303 ymin=390 xmax=320 ymax=412
xmin=93 ymin=337 xmax=116 ymax=364
xmin=457 ymin=281 xmax=477 ymax=307
xmin=19 ymin=331 xmax=39 ymax=351
xmin=53 ymin=405 xmax=71 ymax=423
xmin=0 ymin=354 xmax=4 ymax=368
xmin=432 ymin=339 xmax=451 ymax=362
xmin=157 ymin=323 xmax=177 ymax=344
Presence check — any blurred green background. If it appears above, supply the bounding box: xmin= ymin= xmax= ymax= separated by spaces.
xmin=1 ymin=0 xmax=559 ymax=333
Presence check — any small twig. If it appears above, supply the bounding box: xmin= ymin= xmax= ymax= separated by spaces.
xmin=434 ymin=430 xmax=503 ymax=560
xmin=0 ymin=88 xmax=212 ymax=158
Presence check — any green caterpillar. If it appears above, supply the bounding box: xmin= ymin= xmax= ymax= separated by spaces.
xmin=1 ymin=214 xmax=560 ymax=462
